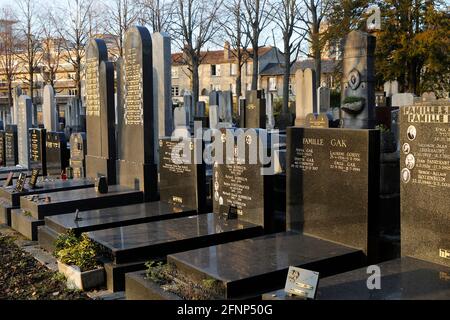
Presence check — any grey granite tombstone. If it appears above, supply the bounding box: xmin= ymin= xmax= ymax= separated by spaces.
xmin=183 ymin=91 xmax=193 ymax=122
xmin=42 ymin=85 xmax=58 ymax=131
xmin=196 ymin=101 xmax=206 ymax=117
xmin=209 ymin=90 xmax=220 ymax=106
xmin=46 ymin=131 xmax=68 ymax=177
xmin=29 ymin=128 xmax=47 ymax=176
xmin=152 ymin=32 xmax=173 ymax=138
xmin=173 ymin=106 xmax=189 ymax=127
xmin=209 ymin=105 xmax=219 ymax=129
xmin=12 ymin=86 xmax=22 ymax=125
xmin=223 ymin=90 xmax=233 ymax=123
xmin=392 ymin=93 xmax=415 ymax=107
xmin=295 ymin=68 xmax=316 ymax=126
xmin=286 ymin=127 xmax=380 ymax=259
xmin=5 ymin=125 xmax=18 ymax=166
xmin=117 ymin=26 xmax=158 ymax=201
xmin=70 ymin=132 xmax=87 ymax=178
xmin=245 ymin=90 xmax=266 ymax=129
xmin=17 ymin=95 xmax=33 ymax=168
xmin=85 ymin=39 xmax=117 ymax=183
xmin=384 ymin=80 xmax=399 ymax=97
xmin=400 ymin=101 xmax=450 ymax=267
xmin=317 ymin=86 xmax=331 ymax=113
xmin=341 ymin=30 xmax=376 ymax=129
xmin=266 ymin=92 xmax=275 ymax=129
xmin=0 ymin=131 xmax=5 ymax=166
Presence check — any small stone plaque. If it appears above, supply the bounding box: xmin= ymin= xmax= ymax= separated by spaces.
xmin=15 ymin=172 xmax=27 ymax=192
xmin=304 ymin=113 xmax=329 ymax=128
xmin=284 ymin=266 xmax=319 ymax=299
xmin=3 ymin=171 xmax=13 ymax=187
xmin=28 ymin=168 xmax=40 ymax=189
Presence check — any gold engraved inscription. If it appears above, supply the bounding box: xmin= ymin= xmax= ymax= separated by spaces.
xmin=123 ymin=48 xmax=143 ymax=125
xmin=86 ymin=57 xmax=100 ymax=117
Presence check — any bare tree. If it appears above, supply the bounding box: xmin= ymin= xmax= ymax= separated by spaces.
xmin=269 ymin=0 xmax=305 ymax=127
xmin=0 ymin=7 xmax=19 ymax=111
xmin=220 ymin=0 xmax=251 ymax=98
xmin=40 ymin=8 xmax=63 ymax=88
xmin=107 ymin=0 xmax=139 ymax=59
xmin=171 ymin=0 xmax=223 ymax=105
xmin=55 ymin=0 xmax=96 ymax=102
xmin=16 ymin=0 xmax=42 ymax=102
xmin=242 ymin=0 xmax=273 ymax=90
xmin=138 ymin=0 xmax=174 ymax=33
xmin=298 ymin=0 xmax=336 ymax=87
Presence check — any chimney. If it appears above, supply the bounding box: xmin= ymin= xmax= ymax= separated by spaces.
xmin=224 ymin=41 xmax=230 ymax=60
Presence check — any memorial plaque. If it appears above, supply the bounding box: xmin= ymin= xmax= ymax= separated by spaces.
xmin=46 ymin=132 xmax=68 ymax=177
xmin=0 ymin=131 xmax=5 ymax=166
xmin=212 ymin=129 xmax=274 ymax=227
xmin=29 ymin=128 xmax=47 ymax=176
xmin=117 ymin=26 xmax=158 ymax=201
xmin=5 ymin=125 xmax=18 ymax=166
xmin=15 ymin=172 xmax=26 ymax=192
xmin=70 ymin=133 xmax=87 ymax=178
xmin=85 ymin=39 xmax=117 ymax=184
xmin=286 ymin=127 xmax=380 ymax=257
xmin=284 ymin=267 xmax=319 ymax=299
xmin=28 ymin=168 xmax=40 ymax=189
xmin=304 ymin=113 xmax=329 ymax=128
xmin=245 ymin=90 xmax=266 ymax=129
xmin=400 ymin=101 xmax=450 ymax=267
xmin=159 ymin=137 xmax=206 ymax=212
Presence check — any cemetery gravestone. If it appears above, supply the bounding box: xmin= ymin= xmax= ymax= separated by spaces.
xmin=85 ymin=39 xmax=117 ymax=184
xmin=117 ymin=26 xmax=158 ymax=201
xmin=42 ymin=85 xmax=58 ymax=131
xmin=341 ymin=31 xmax=376 ymax=129
xmin=295 ymin=68 xmax=316 ymax=126
xmin=70 ymin=133 xmax=87 ymax=179
xmin=209 ymin=105 xmax=219 ymax=129
xmin=46 ymin=132 xmax=68 ymax=177
xmin=392 ymin=93 xmax=415 ymax=107
xmin=317 ymin=86 xmax=331 ymax=113
xmin=17 ymin=95 xmax=33 ymax=168
xmin=29 ymin=128 xmax=47 ymax=176
xmin=0 ymin=131 xmax=5 ymax=166
xmin=245 ymin=90 xmax=266 ymax=129
xmin=384 ymin=80 xmax=399 ymax=97
xmin=5 ymin=125 xmax=18 ymax=166
xmin=12 ymin=86 xmax=22 ymax=125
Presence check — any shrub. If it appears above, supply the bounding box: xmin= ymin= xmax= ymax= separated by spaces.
xmin=53 ymin=231 xmax=101 ymax=272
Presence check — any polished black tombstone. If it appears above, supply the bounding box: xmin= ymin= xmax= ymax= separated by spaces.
xmin=116 ymin=26 xmax=158 ymax=201
xmin=29 ymin=128 xmax=47 ymax=176
xmin=0 ymin=178 xmax=93 ymax=226
xmin=69 ymin=132 xmax=87 ymax=178
xmin=0 ymin=131 xmax=5 ymax=167
xmin=5 ymin=125 xmax=18 ymax=167
xmin=296 ymin=101 xmax=450 ymax=300
xmin=85 ymin=39 xmax=117 ymax=184
xmin=162 ymin=127 xmax=380 ymax=299
xmin=88 ymin=130 xmax=275 ymax=292
xmin=46 ymin=132 xmax=68 ymax=177
xmin=11 ymin=185 xmax=143 ymax=240
xmin=245 ymin=90 xmax=266 ymax=129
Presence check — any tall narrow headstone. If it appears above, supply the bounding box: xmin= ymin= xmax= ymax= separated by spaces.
xmin=196 ymin=101 xmax=206 ymax=117
xmin=29 ymin=128 xmax=47 ymax=176
xmin=117 ymin=26 xmax=158 ymax=201
xmin=46 ymin=131 xmax=68 ymax=177
xmin=5 ymin=125 xmax=18 ymax=166
xmin=0 ymin=131 xmax=5 ymax=166
xmin=245 ymin=90 xmax=266 ymax=129
xmin=209 ymin=105 xmax=219 ymax=129
xmin=70 ymin=132 xmax=87 ymax=178
xmin=17 ymin=95 xmax=33 ymax=168
xmin=152 ymin=32 xmax=173 ymax=137
xmin=341 ymin=30 xmax=376 ymax=129
xmin=42 ymin=85 xmax=58 ymax=131
xmin=183 ymin=91 xmax=193 ymax=122
xmin=85 ymin=39 xmax=117 ymax=183
xmin=266 ymin=92 xmax=275 ymax=129
xmin=384 ymin=80 xmax=398 ymax=97
xmin=209 ymin=90 xmax=220 ymax=106
xmin=295 ymin=68 xmax=316 ymax=126
xmin=12 ymin=86 xmax=22 ymax=125
xmin=317 ymin=86 xmax=331 ymax=113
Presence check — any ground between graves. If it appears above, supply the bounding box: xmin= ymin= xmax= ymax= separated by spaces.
xmin=0 ymin=233 xmax=88 ymax=300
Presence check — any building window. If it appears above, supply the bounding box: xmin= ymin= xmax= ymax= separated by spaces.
xmin=211 ymin=64 xmax=221 ymax=77
xmin=269 ymin=77 xmax=277 ymax=91
xmin=230 ymin=63 xmax=237 ymax=76
xmin=68 ymin=89 xmax=78 ymax=96
xmin=171 ymin=67 xmax=179 ymax=79
xmin=172 ymin=86 xmax=180 ymax=97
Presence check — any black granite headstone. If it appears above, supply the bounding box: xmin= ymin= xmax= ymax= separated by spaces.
xmin=0 ymin=131 xmax=5 ymax=166
xmin=28 ymin=168 xmax=40 ymax=189
xmin=85 ymin=39 xmax=117 ymax=184
xmin=286 ymin=127 xmax=380 ymax=259
xmin=5 ymin=125 xmax=18 ymax=166
xmin=70 ymin=132 xmax=87 ymax=179
xmin=400 ymin=101 xmax=450 ymax=267
xmin=159 ymin=137 xmax=206 ymax=213
xmin=15 ymin=172 xmax=26 ymax=192
xmin=46 ymin=132 xmax=68 ymax=177
xmin=117 ymin=26 xmax=158 ymax=201
xmin=245 ymin=90 xmax=266 ymax=129
xmin=212 ymin=129 xmax=274 ymax=228
xmin=29 ymin=128 xmax=47 ymax=176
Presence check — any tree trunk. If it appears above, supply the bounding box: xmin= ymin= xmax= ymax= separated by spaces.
xmin=236 ymin=54 xmax=242 ymax=97
xmin=192 ymin=57 xmax=199 ymax=106
xmin=251 ymin=46 xmax=258 ymax=90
